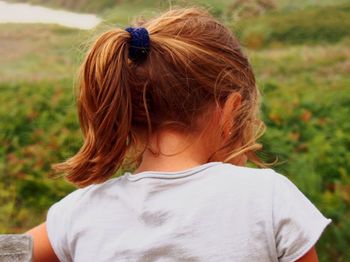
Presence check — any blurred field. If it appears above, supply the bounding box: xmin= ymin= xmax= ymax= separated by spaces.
xmin=1 ymin=0 xmax=349 ymax=261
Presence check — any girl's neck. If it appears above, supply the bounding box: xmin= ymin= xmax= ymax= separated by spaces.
xmin=134 ymin=129 xmax=213 ymax=174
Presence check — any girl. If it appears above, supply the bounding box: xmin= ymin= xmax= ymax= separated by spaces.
xmin=26 ymin=7 xmax=331 ymax=262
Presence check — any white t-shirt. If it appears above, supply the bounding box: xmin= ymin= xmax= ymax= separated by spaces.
xmin=46 ymin=162 xmax=331 ymax=262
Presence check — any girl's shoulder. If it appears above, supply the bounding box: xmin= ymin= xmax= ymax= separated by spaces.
xmin=213 ymin=163 xmax=332 ymax=261
xmin=204 ymin=163 xmax=286 ymax=192
xmin=54 ymin=175 xmax=125 ymax=205
xmin=47 ymin=164 xmax=328 ymax=222
xmin=45 ymin=164 xmax=311 ymax=210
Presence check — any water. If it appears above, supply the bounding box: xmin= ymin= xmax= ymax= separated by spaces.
xmin=0 ymin=1 xmax=101 ymax=30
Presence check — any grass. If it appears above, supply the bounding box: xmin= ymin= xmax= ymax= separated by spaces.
xmin=235 ymin=3 xmax=350 ymax=48
xmin=248 ymin=38 xmax=350 ymax=83
xmin=0 ymin=24 xmax=85 ymax=83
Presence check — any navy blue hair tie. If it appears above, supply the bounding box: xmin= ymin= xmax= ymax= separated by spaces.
xmin=125 ymin=27 xmax=150 ymax=62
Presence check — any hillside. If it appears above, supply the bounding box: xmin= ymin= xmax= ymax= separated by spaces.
xmin=8 ymin=0 xmax=350 ymax=13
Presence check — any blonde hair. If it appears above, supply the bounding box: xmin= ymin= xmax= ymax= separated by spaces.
xmin=53 ymin=7 xmax=266 ymax=187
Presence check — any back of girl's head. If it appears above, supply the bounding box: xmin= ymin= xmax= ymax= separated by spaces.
xmin=53 ymin=7 xmax=265 ymax=187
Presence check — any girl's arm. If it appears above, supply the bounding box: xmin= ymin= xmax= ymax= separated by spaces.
xmin=25 ymin=222 xmax=60 ymax=262
xmin=296 ymin=247 xmax=319 ymax=262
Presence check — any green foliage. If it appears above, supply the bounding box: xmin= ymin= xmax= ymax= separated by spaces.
xmin=0 ymin=81 xmax=78 ymax=232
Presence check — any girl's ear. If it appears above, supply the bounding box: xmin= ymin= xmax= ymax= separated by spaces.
xmin=221 ymin=92 xmax=242 ymax=138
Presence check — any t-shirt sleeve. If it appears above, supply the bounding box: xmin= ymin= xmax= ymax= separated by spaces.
xmin=46 ymin=189 xmax=84 ymax=262
xmin=271 ymin=172 xmax=332 ymax=262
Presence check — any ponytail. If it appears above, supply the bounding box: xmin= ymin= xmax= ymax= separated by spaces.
xmin=53 ymin=29 xmax=133 ymax=187
xmin=53 ymin=7 xmax=267 ymax=186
